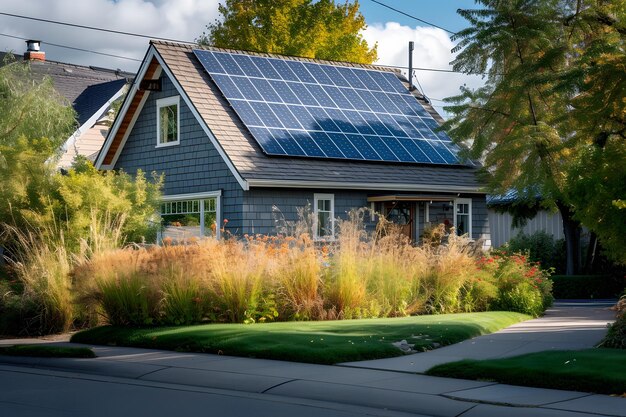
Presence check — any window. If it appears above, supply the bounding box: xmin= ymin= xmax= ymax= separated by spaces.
xmin=156 ymin=96 xmax=180 ymax=146
xmin=454 ymin=198 xmax=472 ymax=237
xmin=160 ymin=196 xmax=218 ymax=242
xmin=314 ymin=193 xmax=334 ymax=239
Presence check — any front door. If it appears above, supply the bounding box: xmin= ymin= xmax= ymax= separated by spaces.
xmin=384 ymin=202 xmax=414 ymax=241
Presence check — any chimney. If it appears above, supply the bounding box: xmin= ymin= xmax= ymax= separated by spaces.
xmin=24 ymin=40 xmax=45 ymax=61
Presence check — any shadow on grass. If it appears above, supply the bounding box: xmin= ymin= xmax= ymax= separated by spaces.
xmin=0 ymin=344 xmax=96 ymax=358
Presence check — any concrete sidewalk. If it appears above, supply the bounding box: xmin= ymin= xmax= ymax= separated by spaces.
xmin=341 ymin=301 xmax=617 ymax=373
xmin=0 ymin=302 xmax=622 ymax=417
xmin=1 ymin=343 xmax=625 ymax=417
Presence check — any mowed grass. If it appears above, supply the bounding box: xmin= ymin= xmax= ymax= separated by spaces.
xmin=427 ymin=349 xmax=626 ymax=395
xmin=71 ymin=312 xmax=527 ymax=364
xmin=0 ymin=345 xmax=96 ymax=358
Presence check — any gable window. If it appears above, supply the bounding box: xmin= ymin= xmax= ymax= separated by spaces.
xmin=156 ymin=96 xmax=180 ymax=147
xmin=454 ymin=198 xmax=472 ymax=237
xmin=314 ymin=193 xmax=334 ymax=240
xmin=159 ymin=194 xmax=220 ymax=242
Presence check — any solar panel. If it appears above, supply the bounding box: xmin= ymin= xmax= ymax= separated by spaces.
xmin=193 ymin=49 xmax=466 ymax=165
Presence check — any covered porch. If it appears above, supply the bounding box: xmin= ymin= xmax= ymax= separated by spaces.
xmin=368 ymin=194 xmax=472 ymax=242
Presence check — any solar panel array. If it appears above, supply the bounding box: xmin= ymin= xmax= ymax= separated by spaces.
xmin=193 ymin=49 xmax=463 ymax=165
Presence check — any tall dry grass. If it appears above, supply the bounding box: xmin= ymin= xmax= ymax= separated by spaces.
xmin=1 ymin=210 xmax=127 ymax=334
xmin=71 ymin=208 xmax=491 ymax=326
xmin=5 ymin=226 xmax=73 ymax=333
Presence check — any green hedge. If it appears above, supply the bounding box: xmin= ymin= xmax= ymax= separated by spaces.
xmin=550 ymin=275 xmax=625 ymax=299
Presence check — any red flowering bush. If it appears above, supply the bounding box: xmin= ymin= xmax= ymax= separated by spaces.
xmin=476 ymin=250 xmax=553 ymax=317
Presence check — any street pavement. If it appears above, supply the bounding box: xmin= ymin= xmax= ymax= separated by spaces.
xmin=0 ymin=302 xmax=623 ymax=417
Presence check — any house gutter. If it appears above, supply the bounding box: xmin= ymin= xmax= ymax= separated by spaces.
xmin=245 ymin=179 xmax=485 ymax=194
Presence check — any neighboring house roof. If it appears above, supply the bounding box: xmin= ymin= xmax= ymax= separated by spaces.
xmin=487 ymin=189 xmax=542 ymax=206
xmin=98 ymin=41 xmax=484 ymax=193
xmin=0 ymin=50 xmax=134 ymax=167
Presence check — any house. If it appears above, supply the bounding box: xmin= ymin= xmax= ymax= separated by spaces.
xmin=0 ymin=40 xmax=134 ymax=167
xmin=96 ymin=41 xmax=490 ymax=244
xmin=487 ymin=190 xmax=565 ymax=247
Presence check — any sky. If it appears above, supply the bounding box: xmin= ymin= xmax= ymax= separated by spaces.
xmin=0 ymin=0 xmax=485 ymax=115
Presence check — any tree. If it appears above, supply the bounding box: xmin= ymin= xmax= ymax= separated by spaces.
xmin=562 ymin=2 xmax=626 ymax=265
xmin=0 ymin=55 xmax=76 ymax=227
xmin=0 ymin=56 xmax=162 ymax=254
xmin=445 ymin=0 xmax=626 ymax=272
xmin=444 ymin=0 xmax=582 ymax=274
xmin=198 ymin=0 xmax=377 ymax=64
xmin=0 ymin=54 xmax=75 ymax=158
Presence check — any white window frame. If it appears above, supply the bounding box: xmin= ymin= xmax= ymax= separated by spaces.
xmin=159 ymin=191 xmax=222 ymax=240
xmin=454 ymin=198 xmax=472 ymax=238
xmin=156 ymin=96 xmax=180 ymax=147
xmin=313 ymin=193 xmax=335 ymax=240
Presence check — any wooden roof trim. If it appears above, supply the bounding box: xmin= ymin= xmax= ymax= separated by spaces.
xmin=95 ymin=47 xmax=161 ymax=169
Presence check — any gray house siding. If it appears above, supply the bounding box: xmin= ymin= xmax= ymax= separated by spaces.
xmin=472 ymin=197 xmax=491 ymax=246
xmin=114 ymin=73 xmax=244 ymax=231
xmin=242 ymin=188 xmax=371 ymax=235
xmin=241 ymin=188 xmax=490 ymax=244
xmin=488 ymin=209 xmax=563 ymax=247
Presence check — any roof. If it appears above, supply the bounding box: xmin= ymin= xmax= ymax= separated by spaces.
xmin=486 ymin=189 xmax=542 ymax=206
xmin=0 ymin=51 xmax=133 ymax=125
xmin=100 ymin=41 xmax=484 ymax=193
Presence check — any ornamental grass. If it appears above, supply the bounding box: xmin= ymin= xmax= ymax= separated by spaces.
xmin=70 ymin=208 xmax=552 ymax=327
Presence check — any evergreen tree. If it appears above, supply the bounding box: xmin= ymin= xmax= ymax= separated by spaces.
xmin=198 ymin=0 xmax=377 ymax=64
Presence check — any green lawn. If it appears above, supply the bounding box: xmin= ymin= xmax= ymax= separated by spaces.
xmin=71 ymin=312 xmax=528 ymax=364
xmin=427 ymin=349 xmax=626 ymax=395
xmin=0 ymin=345 xmax=96 ymax=358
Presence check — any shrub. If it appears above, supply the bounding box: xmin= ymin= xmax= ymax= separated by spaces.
xmin=479 ymin=252 xmax=553 ymax=317
xmin=506 ymin=231 xmax=565 ymax=273
xmin=0 ymin=281 xmax=43 ymax=336
xmin=600 ymin=296 xmax=626 ymax=349
xmin=550 ymin=275 xmax=625 ymax=299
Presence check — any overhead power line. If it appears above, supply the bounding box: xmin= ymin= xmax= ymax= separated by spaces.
xmin=0 ymin=12 xmax=194 ymax=44
xmin=0 ymin=33 xmax=141 ymax=62
xmin=0 ymin=11 xmax=486 ymax=74
xmin=367 ymin=0 xmax=456 ymax=35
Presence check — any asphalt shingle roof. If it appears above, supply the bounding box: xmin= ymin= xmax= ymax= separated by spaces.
xmin=0 ymin=51 xmax=133 ymax=125
xmin=145 ymin=41 xmax=485 ymax=191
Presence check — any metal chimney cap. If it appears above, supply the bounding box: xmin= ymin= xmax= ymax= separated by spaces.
xmin=26 ymin=40 xmax=41 ymax=52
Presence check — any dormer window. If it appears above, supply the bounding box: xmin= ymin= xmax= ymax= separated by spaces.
xmin=156 ymin=96 xmax=180 ymax=147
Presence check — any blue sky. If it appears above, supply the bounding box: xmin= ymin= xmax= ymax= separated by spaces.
xmin=359 ymin=0 xmax=477 ymax=34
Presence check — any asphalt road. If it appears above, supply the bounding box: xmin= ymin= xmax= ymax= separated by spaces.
xmin=0 ymin=365 xmax=419 ymax=417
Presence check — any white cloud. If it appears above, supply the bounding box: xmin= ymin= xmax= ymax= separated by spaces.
xmin=363 ymin=22 xmax=484 ymax=116
xmin=0 ymin=0 xmax=220 ymax=71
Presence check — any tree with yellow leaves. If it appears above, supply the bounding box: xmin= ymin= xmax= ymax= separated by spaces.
xmin=198 ymin=0 xmax=377 ymax=64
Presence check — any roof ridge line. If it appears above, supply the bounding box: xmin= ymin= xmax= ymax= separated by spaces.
xmin=151 ymin=40 xmax=399 ymax=73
